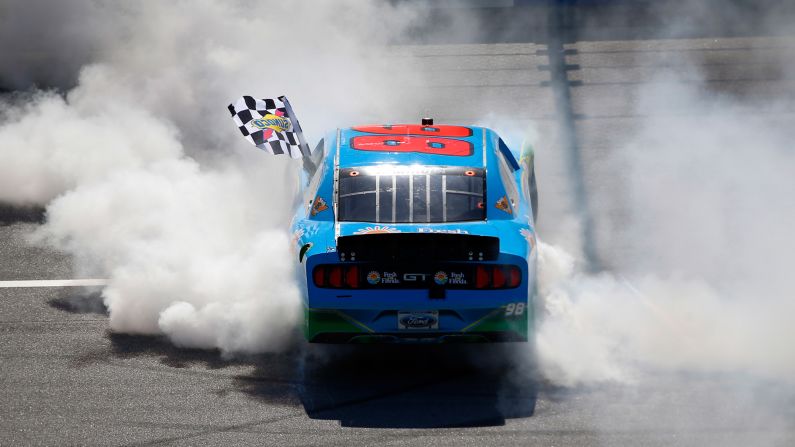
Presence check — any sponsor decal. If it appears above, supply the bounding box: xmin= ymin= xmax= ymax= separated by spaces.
xmin=433 ymin=271 xmax=448 ymax=286
xmin=366 ymin=271 xmax=381 ymax=285
xmin=449 ymin=271 xmax=467 ymax=285
xmin=505 ymin=302 xmax=526 ymax=316
xmin=417 ymin=228 xmax=470 ymax=234
xmin=381 ymin=271 xmax=400 ymax=284
xmin=251 ymin=113 xmax=291 ymax=132
xmin=398 ymin=311 xmax=439 ymax=330
xmin=496 ymin=195 xmax=512 ymax=214
xmin=311 ymin=196 xmax=329 ymax=216
xmin=326 ymin=246 xmax=336 ymax=253
xmin=520 ymin=228 xmax=537 ymax=253
xmin=403 ymin=273 xmax=427 ymax=282
xmin=354 ymin=225 xmax=401 ymax=235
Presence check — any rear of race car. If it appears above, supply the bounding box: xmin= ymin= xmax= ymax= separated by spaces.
xmin=304 ymin=226 xmax=534 ymax=343
xmin=295 ymin=124 xmax=538 ymax=343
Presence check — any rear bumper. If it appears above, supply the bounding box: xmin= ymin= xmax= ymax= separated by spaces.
xmin=310 ymin=332 xmax=528 ymax=344
xmin=304 ymin=306 xmax=531 ymax=344
xmin=302 ymin=250 xmax=535 ymax=344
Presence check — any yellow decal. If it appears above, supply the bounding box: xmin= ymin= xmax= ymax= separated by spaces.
xmin=251 ymin=113 xmax=290 ymax=132
xmin=496 ymin=196 xmax=512 ymax=214
xmin=311 ymin=197 xmax=329 ymax=216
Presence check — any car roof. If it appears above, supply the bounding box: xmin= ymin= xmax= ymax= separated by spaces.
xmin=336 ymin=124 xmax=490 ymax=168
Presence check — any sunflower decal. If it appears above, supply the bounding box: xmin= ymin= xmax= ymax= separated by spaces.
xmin=354 ymin=226 xmax=401 ymax=235
xmin=367 ymin=271 xmax=381 ymax=285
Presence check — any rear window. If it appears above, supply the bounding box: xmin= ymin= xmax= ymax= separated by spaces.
xmin=338 ymin=166 xmax=485 ymax=223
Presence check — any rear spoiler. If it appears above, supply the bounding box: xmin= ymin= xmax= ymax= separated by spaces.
xmin=336 ymin=233 xmax=499 ymax=262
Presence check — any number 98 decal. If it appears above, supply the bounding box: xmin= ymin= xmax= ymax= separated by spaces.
xmin=505 ymin=302 xmax=526 ymax=316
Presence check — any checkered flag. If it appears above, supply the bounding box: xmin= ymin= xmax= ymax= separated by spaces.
xmin=228 ymin=95 xmax=311 ymax=159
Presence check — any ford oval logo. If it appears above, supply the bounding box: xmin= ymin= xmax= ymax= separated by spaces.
xmin=399 ymin=314 xmax=437 ymax=329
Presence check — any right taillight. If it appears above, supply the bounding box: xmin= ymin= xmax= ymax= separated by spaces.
xmin=492 ymin=266 xmax=506 ymax=288
xmin=475 ymin=265 xmax=521 ymax=289
xmin=508 ymin=266 xmax=521 ymax=288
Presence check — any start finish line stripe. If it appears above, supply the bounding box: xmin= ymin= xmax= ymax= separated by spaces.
xmin=0 ymin=279 xmax=108 ymax=288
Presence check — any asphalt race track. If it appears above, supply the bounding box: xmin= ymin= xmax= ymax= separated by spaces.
xmin=3 ymin=1 xmax=795 ymax=445
xmin=3 ymin=232 xmax=795 ymax=445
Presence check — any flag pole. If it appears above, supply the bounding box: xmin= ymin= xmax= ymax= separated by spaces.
xmin=278 ymin=95 xmax=317 ymax=176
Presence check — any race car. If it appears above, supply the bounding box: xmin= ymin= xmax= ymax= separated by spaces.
xmin=291 ymin=122 xmax=538 ymax=343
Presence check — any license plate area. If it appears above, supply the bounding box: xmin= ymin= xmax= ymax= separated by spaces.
xmin=397 ymin=311 xmax=439 ymax=330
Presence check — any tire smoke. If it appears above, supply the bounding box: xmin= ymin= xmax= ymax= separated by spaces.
xmin=0 ymin=0 xmax=426 ymax=354
xmin=533 ymin=67 xmax=795 ymax=385
xmin=1 ymin=1 xmax=793 ymax=386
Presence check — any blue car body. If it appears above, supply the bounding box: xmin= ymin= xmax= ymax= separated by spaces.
xmin=291 ymin=124 xmax=538 ymax=343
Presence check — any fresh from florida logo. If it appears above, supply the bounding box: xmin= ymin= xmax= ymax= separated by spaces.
xmin=251 ymin=113 xmax=291 ymax=132
xmin=366 ymin=271 xmax=381 ymax=285
xmin=449 ymin=271 xmax=467 ymax=285
xmin=417 ymin=228 xmax=470 ymax=234
xmin=381 ymin=271 xmax=400 ymax=284
xmin=433 ymin=271 xmax=448 ymax=285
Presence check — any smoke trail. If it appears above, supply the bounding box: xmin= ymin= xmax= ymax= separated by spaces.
xmin=533 ymin=54 xmax=795 ymax=384
xmin=0 ymin=0 xmax=429 ymax=353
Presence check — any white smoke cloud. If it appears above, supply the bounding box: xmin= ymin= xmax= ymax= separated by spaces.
xmin=2 ymin=0 xmax=794 ymax=385
xmin=0 ymin=0 xmax=428 ymax=354
xmin=0 ymin=76 xmax=181 ymax=205
xmin=534 ymin=65 xmax=795 ymax=385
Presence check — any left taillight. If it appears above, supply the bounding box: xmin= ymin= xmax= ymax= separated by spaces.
xmin=313 ymin=265 xmax=359 ymax=289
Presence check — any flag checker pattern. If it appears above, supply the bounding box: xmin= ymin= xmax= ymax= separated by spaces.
xmin=228 ymin=96 xmax=303 ymax=158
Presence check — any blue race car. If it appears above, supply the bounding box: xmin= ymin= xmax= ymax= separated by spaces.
xmin=291 ymin=122 xmax=538 ymax=343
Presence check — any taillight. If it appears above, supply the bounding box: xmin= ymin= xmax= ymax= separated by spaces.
xmin=313 ymin=266 xmax=325 ymax=287
xmin=345 ymin=265 xmax=359 ymax=288
xmin=313 ymin=264 xmax=520 ymax=289
xmin=476 ymin=265 xmax=490 ymax=288
xmin=475 ymin=265 xmax=521 ymax=289
xmin=313 ymin=265 xmax=360 ymax=288
xmin=508 ymin=266 xmax=521 ymax=288
xmin=492 ymin=266 xmax=506 ymax=288
xmin=328 ymin=266 xmax=343 ymax=288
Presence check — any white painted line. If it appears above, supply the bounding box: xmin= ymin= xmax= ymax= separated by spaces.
xmin=0 ymin=279 xmax=108 ymax=288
